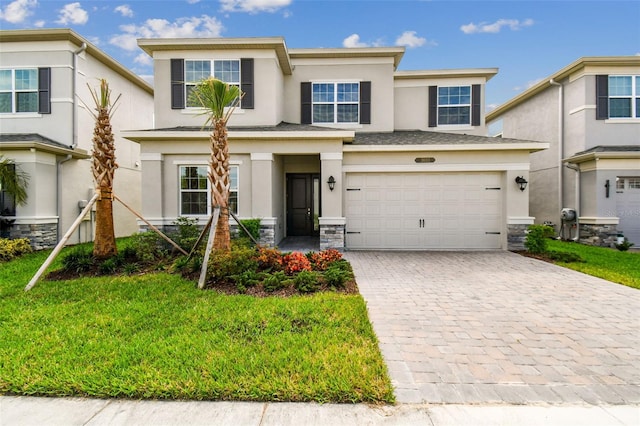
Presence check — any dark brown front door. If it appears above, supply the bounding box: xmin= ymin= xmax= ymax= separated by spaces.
xmin=287 ymin=174 xmax=319 ymax=236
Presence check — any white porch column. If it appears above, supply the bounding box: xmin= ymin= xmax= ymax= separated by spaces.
xmin=320 ymin=152 xmax=345 ymax=249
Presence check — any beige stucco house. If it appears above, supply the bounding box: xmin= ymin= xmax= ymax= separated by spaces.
xmin=0 ymin=29 xmax=154 ymax=249
xmin=488 ymin=57 xmax=640 ymax=246
xmin=123 ymin=36 xmax=547 ymax=251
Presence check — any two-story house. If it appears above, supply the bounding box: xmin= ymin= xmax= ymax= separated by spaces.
xmin=0 ymin=29 xmax=154 ymax=249
xmin=487 ymin=57 xmax=640 ymax=246
xmin=123 ymin=36 xmax=547 ymax=251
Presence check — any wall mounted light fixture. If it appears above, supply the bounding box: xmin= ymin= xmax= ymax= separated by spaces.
xmin=515 ymin=176 xmax=528 ymax=192
xmin=327 ymin=175 xmax=336 ymax=191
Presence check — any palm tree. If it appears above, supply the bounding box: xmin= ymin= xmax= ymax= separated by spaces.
xmin=188 ymin=78 xmax=242 ymax=251
xmin=88 ymin=79 xmax=120 ymax=259
xmin=0 ymin=155 xmax=29 ymax=213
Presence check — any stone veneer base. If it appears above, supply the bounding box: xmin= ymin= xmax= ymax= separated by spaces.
xmin=3 ymin=223 xmax=58 ymax=250
xmin=320 ymin=224 xmax=345 ymax=251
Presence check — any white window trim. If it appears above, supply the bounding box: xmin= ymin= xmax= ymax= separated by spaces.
xmin=184 ymin=59 xmax=242 ymax=109
xmin=0 ymin=68 xmax=39 ymax=114
xmin=608 ymin=75 xmax=639 ymax=119
xmin=178 ymin=164 xmax=239 ymax=217
xmin=437 ymin=85 xmax=472 ymax=126
xmin=311 ymin=81 xmax=360 ymax=124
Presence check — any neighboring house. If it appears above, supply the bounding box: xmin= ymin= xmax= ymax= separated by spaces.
xmin=0 ymin=29 xmax=154 ymax=249
xmin=123 ymin=36 xmax=547 ymax=251
xmin=487 ymin=57 xmax=640 ymax=246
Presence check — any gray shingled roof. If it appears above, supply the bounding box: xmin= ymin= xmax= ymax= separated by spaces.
xmin=575 ymin=145 xmax=640 ymax=155
xmin=350 ymin=130 xmax=541 ymax=145
xmin=138 ymin=123 xmax=543 ymax=146
xmin=0 ymin=133 xmax=72 ymax=150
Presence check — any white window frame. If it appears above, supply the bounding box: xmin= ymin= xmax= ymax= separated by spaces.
xmin=178 ymin=164 xmax=239 ymax=217
xmin=0 ymin=68 xmax=39 ymax=114
xmin=184 ymin=59 xmax=241 ymax=109
xmin=437 ymin=85 xmax=471 ymax=126
xmin=311 ymin=82 xmax=360 ymax=124
xmin=608 ymin=75 xmax=640 ymax=119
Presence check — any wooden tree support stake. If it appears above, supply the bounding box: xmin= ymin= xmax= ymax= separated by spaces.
xmin=25 ymin=193 xmax=99 ymax=292
xmin=198 ymin=207 xmax=220 ymax=289
xmin=229 ymin=210 xmax=261 ymax=248
xmin=113 ymin=193 xmax=188 ymax=256
xmin=187 ymin=214 xmax=214 ymax=261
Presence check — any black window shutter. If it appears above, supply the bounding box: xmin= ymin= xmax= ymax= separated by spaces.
xmin=240 ymin=58 xmax=254 ymax=109
xmin=301 ymin=82 xmax=312 ymax=124
xmin=38 ymin=67 xmax=51 ymax=114
xmin=471 ymin=84 xmax=481 ymax=126
xmin=595 ymin=75 xmax=608 ymax=120
xmin=171 ymin=59 xmax=185 ymax=109
xmin=360 ymin=81 xmax=371 ymax=124
xmin=428 ymin=86 xmax=437 ymax=127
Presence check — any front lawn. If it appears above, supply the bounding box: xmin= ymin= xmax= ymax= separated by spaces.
xmin=0 ymin=247 xmax=394 ymax=403
xmin=546 ymin=240 xmax=640 ymax=289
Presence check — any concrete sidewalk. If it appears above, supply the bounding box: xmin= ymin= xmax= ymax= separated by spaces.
xmin=2 ymin=396 xmax=639 ymax=425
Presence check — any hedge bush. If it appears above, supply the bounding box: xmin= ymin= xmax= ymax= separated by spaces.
xmin=0 ymin=238 xmax=32 ymax=262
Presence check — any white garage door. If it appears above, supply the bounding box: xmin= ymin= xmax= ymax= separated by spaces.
xmin=345 ymin=172 xmax=503 ymax=249
xmin=616 ymin=177 xmax=640 ymax=245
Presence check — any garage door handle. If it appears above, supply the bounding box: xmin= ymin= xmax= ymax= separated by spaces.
xmin=485 ymin=231 xmax=501 ymax=235
xmin=485 ymin=187 xmax=501 ymax=190
xmin=346 ymin=231 xmax=361 ymax=234
xmin=346 ymin=188 xmax=361 ymax=191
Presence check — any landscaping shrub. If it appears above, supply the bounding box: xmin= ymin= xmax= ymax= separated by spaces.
xmin=262 ymin=271 xmax=289 ymax=292
xmin=238 ymin=218 xmax=261 ymax=241
xmin=525 ymin=224 xmax=554 ymax=254
xmin=323 ymin=265 xmax=350 ymax=288
xmin=0 ymin=237 xmax=32 ymax=262
xmin=546 ymin=250 xmax=584 ymax=263
xmin=615 ymin=238 xmax=634 ymax=252
xmin=171 ymin=216 xmax=200 ymax=252
xmin=98 ymin=257 xmax=119 ymax=275
xmin=130 ymin=231 xmax=166 ymax=263
xmin=61 ymin=247 xmax=94 ymax=274
xmin=294 ymin=270 xmax=320 ymax=293
xmin=255 ymin=247 xmax=283 ymax=271
xmin=207 ymin=243 xmax=258 ymax=284
xmin=283 ymin=251 xmax=312 ymax=275
xmin=231 ymin=270 xmax=261 ymax=293
xmin=308 ymin=249 xmax=343 ymax=271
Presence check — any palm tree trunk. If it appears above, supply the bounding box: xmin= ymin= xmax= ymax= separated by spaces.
xmin=92 ymin=105 xmax=117 ymax=259
xmin=209 ymin=120 xmax=231 ymax=251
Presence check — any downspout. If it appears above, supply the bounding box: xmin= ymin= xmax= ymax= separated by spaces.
xmin=56 ymin=42 xmax=87 ymax=242
xmin=549 ymin=79 xmax=563 ymax=217
xmin=565 ymin=163 xmax=580 ymax=241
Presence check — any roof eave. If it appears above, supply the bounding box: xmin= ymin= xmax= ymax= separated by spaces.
xmin=564 ymin=151 xmax=640 ymax=164
xmin=488 ymin=56 xmax=640 ymax=122
xmin=289 ymin=47 xmax=406 ymax=70
xmin=122 ymin=129 xmax=355 ymax=142
xmin=0 ymin=141 xmax=90 ymax=158
xmin=344 ymin=142 xmax=549 ymax=153
xmin=394 ymin=68 xmax=499 ymax=81
xmin=137 ymin=37 xmax=293 ymax=75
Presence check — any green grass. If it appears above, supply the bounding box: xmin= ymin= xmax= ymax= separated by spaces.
xmin=0 ymin=247 xmax=394 ymax=403
xmin=546 ymin=240 xmax=640 ymax=289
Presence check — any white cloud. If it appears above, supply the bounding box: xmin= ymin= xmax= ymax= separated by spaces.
xmin=461 ymin=18 xmax=534 ymax=34
xmin=109 ymin=15 xmax=224 ymax=51
xmin=343 ymin=34 xmax=370 ymax=48
xmin=395 ymin=30 xmax=433 ymax=48
xmin=0 ymin=0 xmax=38 ymax=24
xmin=115 ymin=4 xmax=133 ymax=18
xmin=486 ymin=103 xmax=498 ymax=112
xmin=56 ymin=2 xmax=88 ymax=25
xmin=34 ymin=19 xmax=45 ymax=27
xmin=186 ymin=0 xmax=201 ymax=4
xmin=220 ymin=0 xmax=291 ymax=13
xmin=134 ymin=52 xmax=153 ymax=66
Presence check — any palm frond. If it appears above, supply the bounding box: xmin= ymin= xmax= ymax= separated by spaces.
xmin=188 ymin=78 xmax=243 ymax=127
xmin=0 ymin=155 xmax=29 ymax=206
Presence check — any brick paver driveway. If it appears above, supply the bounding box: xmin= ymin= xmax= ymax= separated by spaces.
xmin=345 ymin=251 xmax=640 ymax=405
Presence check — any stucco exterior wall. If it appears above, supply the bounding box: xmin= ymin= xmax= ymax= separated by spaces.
xmin=283 ymin=58 xmax=396 ymax=132
xmin=394 ymin=76 xmax=489 ymax=136
xmin=152 ymin=51 xmax=284 ymax=128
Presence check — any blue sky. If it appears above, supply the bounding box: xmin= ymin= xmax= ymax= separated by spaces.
xmin=1 ymin=0 xmax=639 ymax=110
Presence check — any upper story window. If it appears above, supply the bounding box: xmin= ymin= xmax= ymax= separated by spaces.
xmin=185 ymin=60 xmax=241 ymax=108
xmin=0 ymin=69 xmax=38 ymax=113
xmin=608 ymin=76 xmax=639 ymax=118
xmin=171 ymin=58 xmax=253 ymax=110
xmin=312 ymin=82 xmax=359 ymax=123
xmin=438 ymin=86 xmax=471 ymax=125
xmin=179 ymin=165 xmax=238 ymax=216
xmin=428 ymin=84 xmax=480 ymax=128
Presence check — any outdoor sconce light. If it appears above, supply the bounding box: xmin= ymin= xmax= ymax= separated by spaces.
xmin=515 ymin=176 xmax=528 ymax=192
xmin=327 ymin=175 xmax=336 ymax=191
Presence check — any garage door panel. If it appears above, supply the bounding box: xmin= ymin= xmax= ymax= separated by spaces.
xmin=346 ymin=172 xmax=503 ymax=249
